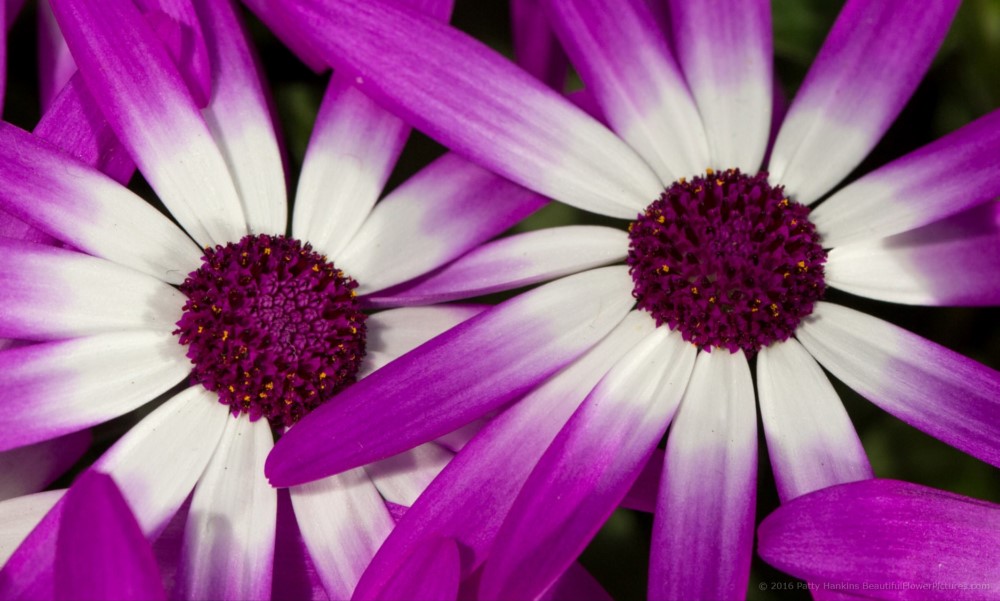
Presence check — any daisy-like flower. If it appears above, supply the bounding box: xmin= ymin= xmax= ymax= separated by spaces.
xmin=0 ymin=0 xmax=590 ymax=597
xmin=257 ymin=0 xmax=1000 ymax=597
xmin=758 ymin=479 xmax=1000 ymax=599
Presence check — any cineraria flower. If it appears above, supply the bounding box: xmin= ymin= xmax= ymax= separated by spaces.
xmin=257 ymin=0 xmax=1000 ymax=597
xmin=0 ymin=0 xmax=584 ymax=597
xmin=757 ymin=479 xmax=1000 ymax=600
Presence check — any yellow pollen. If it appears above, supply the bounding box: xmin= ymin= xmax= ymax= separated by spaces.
xmin=780 ymin=198 xmax=789 ymax=207
xmin=706 ymin=168 xmax=714 ymax=176
xmin=319 ymin=372 xmax=327 ymax=379
xmin=657 ymin=215 xmax=665 ymax=224
xmin=312 ymin=264 xmax=320 ymax=272
xmin=708 ymin=296 xmax=716 ymax=303
xmin=263 ymin=247 xmax=271 ymax=255
xmin=221 ymin=330 xmax=229 ymax=341
xmin=660 ymin=264 xmax=670 ymax=273
xmin=228 ymin=385 xmax=235 ymax=393
xmin=690 ymin=286 xmax=699 ymax=295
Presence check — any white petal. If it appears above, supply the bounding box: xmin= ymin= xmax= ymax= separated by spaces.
xmin=0 ymin=490 xmax=65 ymax=567
xmin=364 ymin=442 xmax=454 ymax=507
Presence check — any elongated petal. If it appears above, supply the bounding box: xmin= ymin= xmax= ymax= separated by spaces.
xmin=758 ymin=479 xmax=1000 ymax=599
xmin=34 ymin=76 xmax=134 ymax=185
xmin=0 ymin=123 xmax=201 ymax=283
xmin=545 ymin=0 xmax=709 ymax=181
xmin=757 ymin=338 xmax=871 ymax=502
xmin=651 ymin=350 xmax=757 ymax=600
xmin=94 ymin=387 xmax=229 ymax=537
xmin=620 ymin=448 xmax=663 ymax=513
xmin=668 ymin=0 xmax=771 ymax=171
xmin=240 ymin=0 xmax=327 ymax=71
xmin=0 ymin=493 xmax=63 ymax=599
xmin=541 ymin=563 xmax=611 ymax=601
xmin=290 ymin=470 xmax=393 ymax=600
xmin=139 ymin=0 xmax=212 ymax=106
xmin=364 ymin=443 xmax=453 ymax=508
xmin=181 ymin=417 xmax=276 ymax=601
xmin=278 ymin=0 xmax=663 ymax=217
xmin=293 ymin=75 xmax=408 ymax=256
xmin=365 ymin=226 xmax=627 ymax=307
xmin=195 ymin=0 xmax=286 ymax=235
xmin=50 ymin=0 xmax=247 ymax=246
xmin=0 ymin=490 xmax=64 ymax=566
xmin=0 ymin=331 xmax=190 ymax=452
xmin=339 ymin=153 xmax=548 ymax=294
xmin=481 ymin=327 xmax=696 ymax=599
xmin=267 ymin=266 xmax=635 ymax=487
xmin=0 ymin=240 xmax=184 ymax=340
xmin=353 ymin=312 xmax=653 ymax=599
xmin=360 ymin=305 xmax=484 ymax=377
xmin=37 ymin=0 xmax=77 ymax=111
xmin=0 ymin=432 xmax=90 ymax=502
xmin=380 ymin=538 xmax=460 ymax=601
xmin=825 ymin=230 xmax=1000 ymax=306
xmin=511 ymin=0 xmax=568 ymax=88
xmin=797 ymin=302 xmax=1000 ymax=469
xmin=272 ymin=492 xmax=329 ymax=601
xmin=55 ymin=471 xmax=166 ymax=601
xmin=770 ymin=0 xmax=960 ymax=203
xmin=813 ymin=108 xmax=1000 ymax=246
xmin=0 ymin=0 xmax=6 ymax=113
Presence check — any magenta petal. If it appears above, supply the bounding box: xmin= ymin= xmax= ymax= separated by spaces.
xmin=37 ymin=0 xmax=76 ymax=111
xmin=771 ymin=0 xmax=960 ymax=203
xmin=0 ymin=496 xmax=64 ymax=599
xmin=352 ymin=312 xmax=652 ymax=599
xmin=379 ymin=538 xmax=461 ymax=601
xmin=55 ymin=471 xmax=165 ymax=601
xmin=266 ymin=267 xmax=635 ymax=487
xmin=510 ymin=0 xmax=568 ymax=88
xmin=620 ymin=448 xmax=663 ymax=514
xmin=758 ymin=479 xmax=1000 ymax=599
xmin=480 ymin=328 xmax=696 ymax=599
xmin=540 ymin=563 xmax=611 ymax=601
xmin=274 ymin=0 xmax=661 ymax=218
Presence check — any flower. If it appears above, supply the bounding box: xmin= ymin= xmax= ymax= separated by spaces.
xmin=0 ymin=0 xmax=551 ymax=598
xmin=757 ymin=479 xmax=1000 ymax=600
xmin=256 ymin=0 xmax=1000 ymax=597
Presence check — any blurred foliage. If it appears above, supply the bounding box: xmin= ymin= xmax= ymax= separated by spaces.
xmin=4 ymin=1 xmax=1000 ymax=600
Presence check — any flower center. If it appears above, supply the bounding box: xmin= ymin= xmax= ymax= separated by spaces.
xmin=626 ymin=168 xmax=826 ymax=356
xmin=174 ymin=234 xmax=367 ymax=427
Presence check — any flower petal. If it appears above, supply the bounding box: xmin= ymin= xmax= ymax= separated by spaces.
xmin=757 ymin=479 xmax=1000 ymax=598
xmin=181 ymin=417 xmax=277 ymax=601
xmin=50 ymin=0 xmax=247 ymax=246
xmin=651 ymin=350 xmax=757 ymax=600
xmin=239 ymin=0 xmax=327 ymax=71
xmin=545 ymin=0 xmax=709 ymax=181
xmin=620 ymin=448 xmax=663 ymax=514
xmin=364 ymin=226 xmax=627 ymax=307
xmin=37 ymin=0 xmax=76 ymax=111
xmin=195 ymin=0 xmax=287 ymax=235
xmin=364 ymin=443 xmax=453 ymax=508
xmin=277 ymin=0 xmax=663 ymax=217
xmin=757 ymin=338 xmax=872 ymax=502
xmin=0 ymin=331 xmax=190 ymax=452
xmin=55 ymin=471 xmax=166 ymax=601
xmin=0 ymin=432 xmax=90 ymax=502
xmin=825 ymin=228 xmax=1000 ymax=306
xmin=379 ymin=538 xmax=460 ymax=601
xmin=290 ymin=470 xmax=394 ymax=600
xmin=34 ymin=76 xmax=135 ymax=185
xmin=0 ymin=490 xmax=64 ymax=566
xmin=0 ymin=240 xmax=184 ymax=340
xmin=266 ymin=266 xmax=636 ymax=487
xmin=353 ymin=311 xmax=653 ymax=599
xmin=359 ymin=305 xmax=485 ymax=377
xmin=292 ymin=75 xmax=409 ymax=257
xmin=481 ymin=327 xmax=696 ymax=600
xmin=272 ymin=491 xmax=330 ymax=601
xmin=511 ymin=0 xmax=568 ymax=88
xmin=94 ymin=386 xmax=229 ymax=537
xmin=796 ymin=302 xmax=1000 ymax=469
xmin=770 ymin=0 xmax=960 ymax=204
xmin=0 ymin=492 xmax=63 ymax=599
xmin=813 ymin=108 xmax=1000 ymax=246
xmin=0 ymin=124 xmax=202 ymax=283
xmin=667 ymin=0 xmax=772 ymax=171
xmin=541 ymin=563 xmax=611 ymax=601
xmin=338 ymin=153 xmax=548 ymax=295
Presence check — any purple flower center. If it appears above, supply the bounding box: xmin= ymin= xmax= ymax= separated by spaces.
xmin=174 ymin=234 xmax=367 ymax=427
xmin=626 ymin=168 xmax=826 ymax=356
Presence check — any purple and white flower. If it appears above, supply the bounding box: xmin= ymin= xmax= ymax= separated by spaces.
xmin=254 ymin=0 xmax=1000 ymax=597
xmin=0 ymin=0 xmax=586 ymax=598
xmin=758 ymin=479 xmax=1000 ymax=600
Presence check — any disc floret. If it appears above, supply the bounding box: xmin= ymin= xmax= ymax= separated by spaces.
xmin=626 ymin=168 xmax=826 ymax=356
xmin=174 ymin=234 xmax=367 ymax=427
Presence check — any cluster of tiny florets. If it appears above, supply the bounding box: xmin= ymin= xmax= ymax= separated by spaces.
xmin=174 ymin=234 xmax=367 ymax=428
xmin=626 ymin=168 xmax=826 ymax=356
